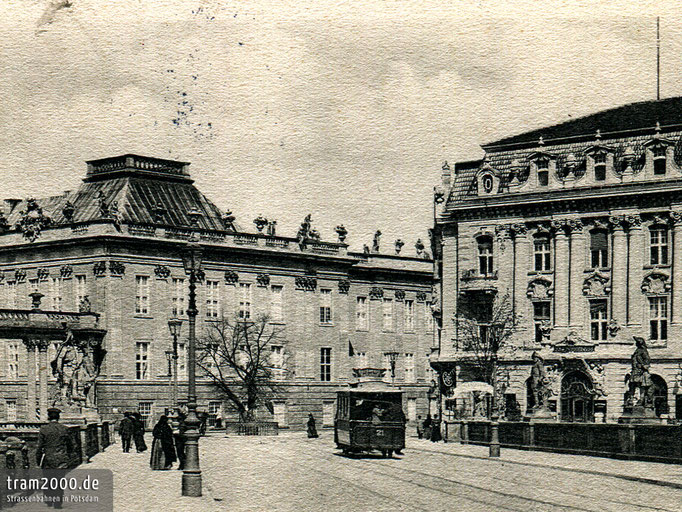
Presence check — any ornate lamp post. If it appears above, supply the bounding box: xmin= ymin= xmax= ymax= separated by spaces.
xmin=384 ymin=351 xmax=399 ymax=385
xmin=167 ymin=317 xmax=182 ymax=409
xmin=180 ymin=208 xmax=203 ymax=497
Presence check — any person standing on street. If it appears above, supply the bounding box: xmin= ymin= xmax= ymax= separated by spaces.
xmin=119 ymin=412 xmax=134 ymax=453
xmin=132 ymin=412 xmax=147 ymax=453
xmin=307 ymin=413 xmax=319 ymax=438
xmin=430 ymin=414 xmax=442 ymax=443
xmin=417 ymin=415 xmax=423 ymax=439
xmin=174 ymin=409 xmax=187 ymax=470
xmin=150 ymin=415 xmax=177 ymax=470
xmin=36 ymin=408 xmax=73 ymax=508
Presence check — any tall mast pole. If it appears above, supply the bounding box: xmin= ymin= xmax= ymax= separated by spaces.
xmin=657 ymin=16 xmax=661 ymax=100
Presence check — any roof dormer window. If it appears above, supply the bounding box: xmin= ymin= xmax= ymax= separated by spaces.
xmin=594 ymin=152 xmax=606 ymax=181
xmin=537 ymin=158 xmax=549 ymax=186
xmin=653 ymin=146 xmax=666 ymax=175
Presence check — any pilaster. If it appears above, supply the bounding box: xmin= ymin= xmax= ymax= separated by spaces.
xmin=551 ymin=221 xmax=570 ymax=329
xmin=23 ymin=338 xmax=36 ymax=422
xmin=627 ymin=215 xmax=643 ymax=327
xmin=610 ymin=216 xmax=627 ymax=326
xmin=672 ymin=211 xmax=682 ymax=324
xmin=568 ymin=220 xmax=585 ymax=328
xmin=511 ymin=224 xmax=529 ymax=332
xmin=37 ymin=339 xmax=49 ymax=422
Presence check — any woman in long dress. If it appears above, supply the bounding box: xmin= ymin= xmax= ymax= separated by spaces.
xmin=150 ymin=415 xmax=176 ymax=470
xmin=132 ymin=412 xmax=147 ymax=453
xmin=307 ymin=413 xmax=318 ymax=438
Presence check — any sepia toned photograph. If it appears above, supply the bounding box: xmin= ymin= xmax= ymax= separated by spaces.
xmin=0 ymin=1 xmax=680 ymax=510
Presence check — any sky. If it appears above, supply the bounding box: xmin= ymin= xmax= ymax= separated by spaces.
xmin=0 ymin=0 xmax=680 ymax=252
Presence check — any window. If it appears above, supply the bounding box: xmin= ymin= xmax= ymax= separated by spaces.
xmin=6 ymin=342 xmax=19 ymax=379
xmin=533 ymin=301 xmax=551 ymax=344
xmin=404 ymin=299 xmax=415 ymax=332
xmin=75 ymin=275 xmax=87 ymax=308
xmin=425 ymin=302 xmax=434 ymax=331
xmin=5 ymin=400 xmax=16 ymax=422
xmin=382 ymin=298 xmax=393 ymax=331
xmin=273 ymin=401 xmax=287 ymax=426
xmin=270 ymin=285 xmax=283 ymax=322
xmin=590 ymin=230 xmax=608 ymax=268
xmin=319 ymin=289 xmax=332 ymax=324
xmin=171 ymin=278 xmax=186 ymax=316
xmin=177 ymin=343 xmax=187 ymax=379
xmin=135 ymin=276 xmax=150 ymax=314
xmin=649 ymin=227 xmax=669 ymax=265
xmin=404 ymin=353 xmax=415 ymax=382
xmin=270 ymin=345 xmax=283 ymax=368
xmin=537 ymin=158 xmax=549 ymax=186
xmin=138 ymin=402 xmax=152 ymax=429
xmin=649 ymin=297 xmax=668 ymax=341
xmin=590 ymin=300 xmax=608 ymax=341
xmin=206 ymin=280 xmax=219 ymax=318
xmin=355 ymin=351 xmax=367 ymax=368
xmin=49 ymin=278 xmax=62 ymax=311
xmin=482 ymin=174 xmax=494 ymax=193
xmin=239 ymin=283 xmax=251 ymax=320
xmin=653 ymin=146 xmax=667 ymax=175
xmin=533 ymin=235 xmax=551 ymax=271
xmin=478 ymin=236 xmax=493 ymax=276
xmin=594 ymin=152 xmax=606 ymax=181
xmin=407 ymin=397 xmax=417 ymax=422
xmin=5 ymin=282 xmax=16 ymax=308
xmin=208 ymin=401 xmax=222 ymax=428
xmin=356 ymin=297 xmax=368 ymax=330
xmin=320 ymin=347 xmax=331 ymax=381
xmin=135 ymin=342 xmax=149 ymax=380
xmin=425 ymin=354 xmax=435 ymax=383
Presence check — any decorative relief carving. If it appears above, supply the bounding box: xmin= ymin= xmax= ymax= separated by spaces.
xmin=608 ymin=319 xmax=620 ymax=337
xmin=109 ymin=261 xmax=125 ymax=276
xmin=670 ymin=210 xmax=682 ymax=225
xmin=256 ymin=273 xmax=271 ymax=287
xmin=295 ymin=276 xmax=317 ymax=291
xmin=582 ymin=271 xmax=611 ymax=297
xmin=589 ymin=218 xmax=609 ymax=231
xmin=641 ymin=272 xmax=671 ymax=294
xmin=93 ymin=262 xmax=107 ymax=277
xmin=338 ymin=279 xmax=350 ymax=294
xmin=224 ymin=270 xmax=239 ymax=284
xmin=154 ymin=265 xmax=171 ymax=279
xmin=527 ymin=276 xmax=553 ymax=299
xmin=624 ymin=214 xmax=641 ymax=228
xmin=369 ymin=287 xmax=384 ymax=300
xmin=648 ymin=213 xmax=669 ymax=226
xmin=416 ymin=291 xmax=427 ymax=302
xmin=394 ymin=289 xmax=405 ymax=301
xmin=60 ymin=265 xmax=73 ymax=279
xmin=16 ymin=199 xmax=51 ymax=242
xmin=14 ymin=269 xmax=26 ymax=284
xmin=37 ymin=268 xmax=50 ymax=281
xmin=509 ymin=223 xmax=528 ymax=237
xmin=62 ymin=201 xmax=75 ymax=222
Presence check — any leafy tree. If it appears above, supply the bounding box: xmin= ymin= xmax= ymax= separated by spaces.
xmin=197 ymin=313 xmax=287 ymax=422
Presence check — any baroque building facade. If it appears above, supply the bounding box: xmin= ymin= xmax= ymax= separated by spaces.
xmin=0 ymin=154 xmax=433 ymax=429
xmin=433 ymin=97 xmax=682 ymax=423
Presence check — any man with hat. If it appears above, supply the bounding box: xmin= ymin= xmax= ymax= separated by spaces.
xmin=36 ymin=408 xmax=73 ymax=508
xmin=119 ymin=411 xmax=135 ymax=453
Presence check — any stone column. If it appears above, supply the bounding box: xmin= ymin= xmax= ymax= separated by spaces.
xmin=569 ymin=220 xmax=586 ymax=328
xmin=512 ymin=224 xmax=529 ymax=334
xmin=37 ymin=340 xmax=49 ymax=422
xmin=610 ymin=217 xmax=627 ymax=326
xmin=552 ymin=221 xmax=570 ymax=329
xmin=23 ymin=339 xmax=37 ymax=422
xmin=671 ymin=211 xmax=682 ymax=324
xmin=627 ymin=215 xmax=644 ymax=327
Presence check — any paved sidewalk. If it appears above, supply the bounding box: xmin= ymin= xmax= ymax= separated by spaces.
xmin=411 ymin=438 xmax=682 ymax=488
xmin=86 ymin=434 xmax=221 ymax=512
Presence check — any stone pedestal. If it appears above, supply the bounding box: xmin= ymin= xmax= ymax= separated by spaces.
xmin=58 ymin=405 xmax=101 ymax=425
xmin=618 ymin=405 xmax=662 ymax=424
xmin=525 ymin=406 xmax=554 ymax=422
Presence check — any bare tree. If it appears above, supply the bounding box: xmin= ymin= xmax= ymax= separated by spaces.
xmin=197 ymin=313 xmax=288 ymax=422
xmin=454 ymin=293 xmax=520 ymax=415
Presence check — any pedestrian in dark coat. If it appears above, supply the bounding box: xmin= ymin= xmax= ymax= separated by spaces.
xmin=36 ymin=408 xmax=72 ymax=508
xmin=423 ymin=414 xmax=432 ymax=441
xmin=119 ymin=412 xmax=134 ymax=453
xmin=150 ymin=415 xmax=176 ymax=470
xmin=307 ymin=413 xmax=319 ymax=438
xmin=430 ymin=414 xmax=442 ymax=442
xmin=417 ymin=415 xmax=423 ymax=439
xmin=174 ymin=410 xmax=187 ymax=470
xmin=132 ymin=412 xmax=147 ymax=452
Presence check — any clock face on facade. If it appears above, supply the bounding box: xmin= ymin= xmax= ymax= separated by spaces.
xmin=442 ymin=369 xmax=454 ymax=387
xmin=482 ymin=174 xmax=493 ymax=193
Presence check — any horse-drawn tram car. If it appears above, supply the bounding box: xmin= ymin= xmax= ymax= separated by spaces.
xmin=334 ymin=388 xmax=406 ymax=457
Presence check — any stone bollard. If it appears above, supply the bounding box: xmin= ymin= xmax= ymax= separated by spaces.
xmin=489 ymin=418 xmax=500 ymax=457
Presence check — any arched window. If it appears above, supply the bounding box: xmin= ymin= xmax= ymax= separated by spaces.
xmin=477 ymin=236 xmax=493 ymax=276
xmin=649 ymin=226 xmax=669 ymax=265
xmin=653 ymin=146 xmax=667 ymax=175
xmin=537 ymin=158 xmax=549 ymax=186
xmin=651 ymin=375 xmax=669 ymax=417
xmin=593 ymin=152 xmax=606 ymax=181
xmin=533 ymin=235 xmax=551 ymax=271
xmin=590 ymin=230 xmax=608 ymax=268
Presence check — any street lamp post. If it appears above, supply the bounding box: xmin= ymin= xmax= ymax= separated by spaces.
xmin=384 ymin=351 xmax=399 ymax=385
xmin=167 ymin=317 xmax=183 ymax=410
xmin=180 ymin=208 xmax=203 ymax=497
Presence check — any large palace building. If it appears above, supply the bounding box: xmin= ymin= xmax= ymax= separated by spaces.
xmin=433 ymin=97 xmax=682 ymax=423
xmin=0 ymin=154 xmax=434 ymax=430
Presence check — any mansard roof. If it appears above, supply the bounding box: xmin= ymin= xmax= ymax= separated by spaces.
xmin=484 ymin=96 xmax=682 ymax=149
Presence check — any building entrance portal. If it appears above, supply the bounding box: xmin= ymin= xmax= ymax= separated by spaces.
xmin=560 ymin=371 xmax=595 ymax=422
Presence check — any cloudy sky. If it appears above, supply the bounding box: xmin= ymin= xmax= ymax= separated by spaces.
xmin=0 ymin=1 xmax=679 ymax=251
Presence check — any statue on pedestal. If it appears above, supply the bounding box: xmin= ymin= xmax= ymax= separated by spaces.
xmin=529 ymin=352 xmax=552 ymax=411
xmin=627 ymin=336 xmax=653 ymax=408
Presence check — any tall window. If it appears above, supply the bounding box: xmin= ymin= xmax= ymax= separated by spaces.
xmin=653 ymin=146 xmax=667 ymax=175
xmin=6 ymin=342 xmax=19 ymax=379
xmin=649 ymin=297 xmax=668 ymax=341
xmin=270 ymin=345 xmax=284 ymax=368
xmin=533 ymin=235 xmax=551 ymax=271
xmin=171 ymin=278 xmax=186 ymax=316
xmin=5 ymin=400 xmax=16 ymax=422
xmin=49 ymin=278 xmax=62 ymax=311
xmin=533 ymin=301 xmax=551 ymax=344
xmin=75 ymin=275 xmax=87 ymax=307
xmin=590 ymin=230 xmax=608 ymax=268
xmin=5 ymin=282 xmax=16 ymax=308
xmin=270 ymin=285 xmax=283 ymax=322
xmin=135 ymin=342 xmax=149 ymax=380
xmin=404 ymin=353 xmax=415 ymax=382
xmin=590 ymin=300 xmax=608 ymax=341
xmin=239 ymin=283 xmax=251 ymax=320
xmin=177 ymin=342 xmax=187 ymax=379
xmin=135 ymin=276 xmax=150 ymax=314
xmin=649 ymin=227 xmax=669 ymax=265
xmin=138 ymin=402 xmax=152 ymax=428
xmin=356 ymin=297 xmax=368 ymax=330
xmin=478 ymin=236 xmax=493 ymax=276
xmin=319 ymin=289 xmax=332 ymax=324
xmin=403 ymin=299 xmax=415 ymax=332
xmin=537 ymin=158 xmax=549 ymax=186
xmin=425 ymin=302 xmax=434 ymax=331
xmin=320 ymin=347 xmax=331 ymax=381
xmin=206 ymin=280 xmax=220 ymax=318
xmin=382 ymin=298 xmax=393 ymax=331
xmin=208 ymin=401 xmax=222 ymax=428
xmin=594 ymin=152 xmax=606 ymax=181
